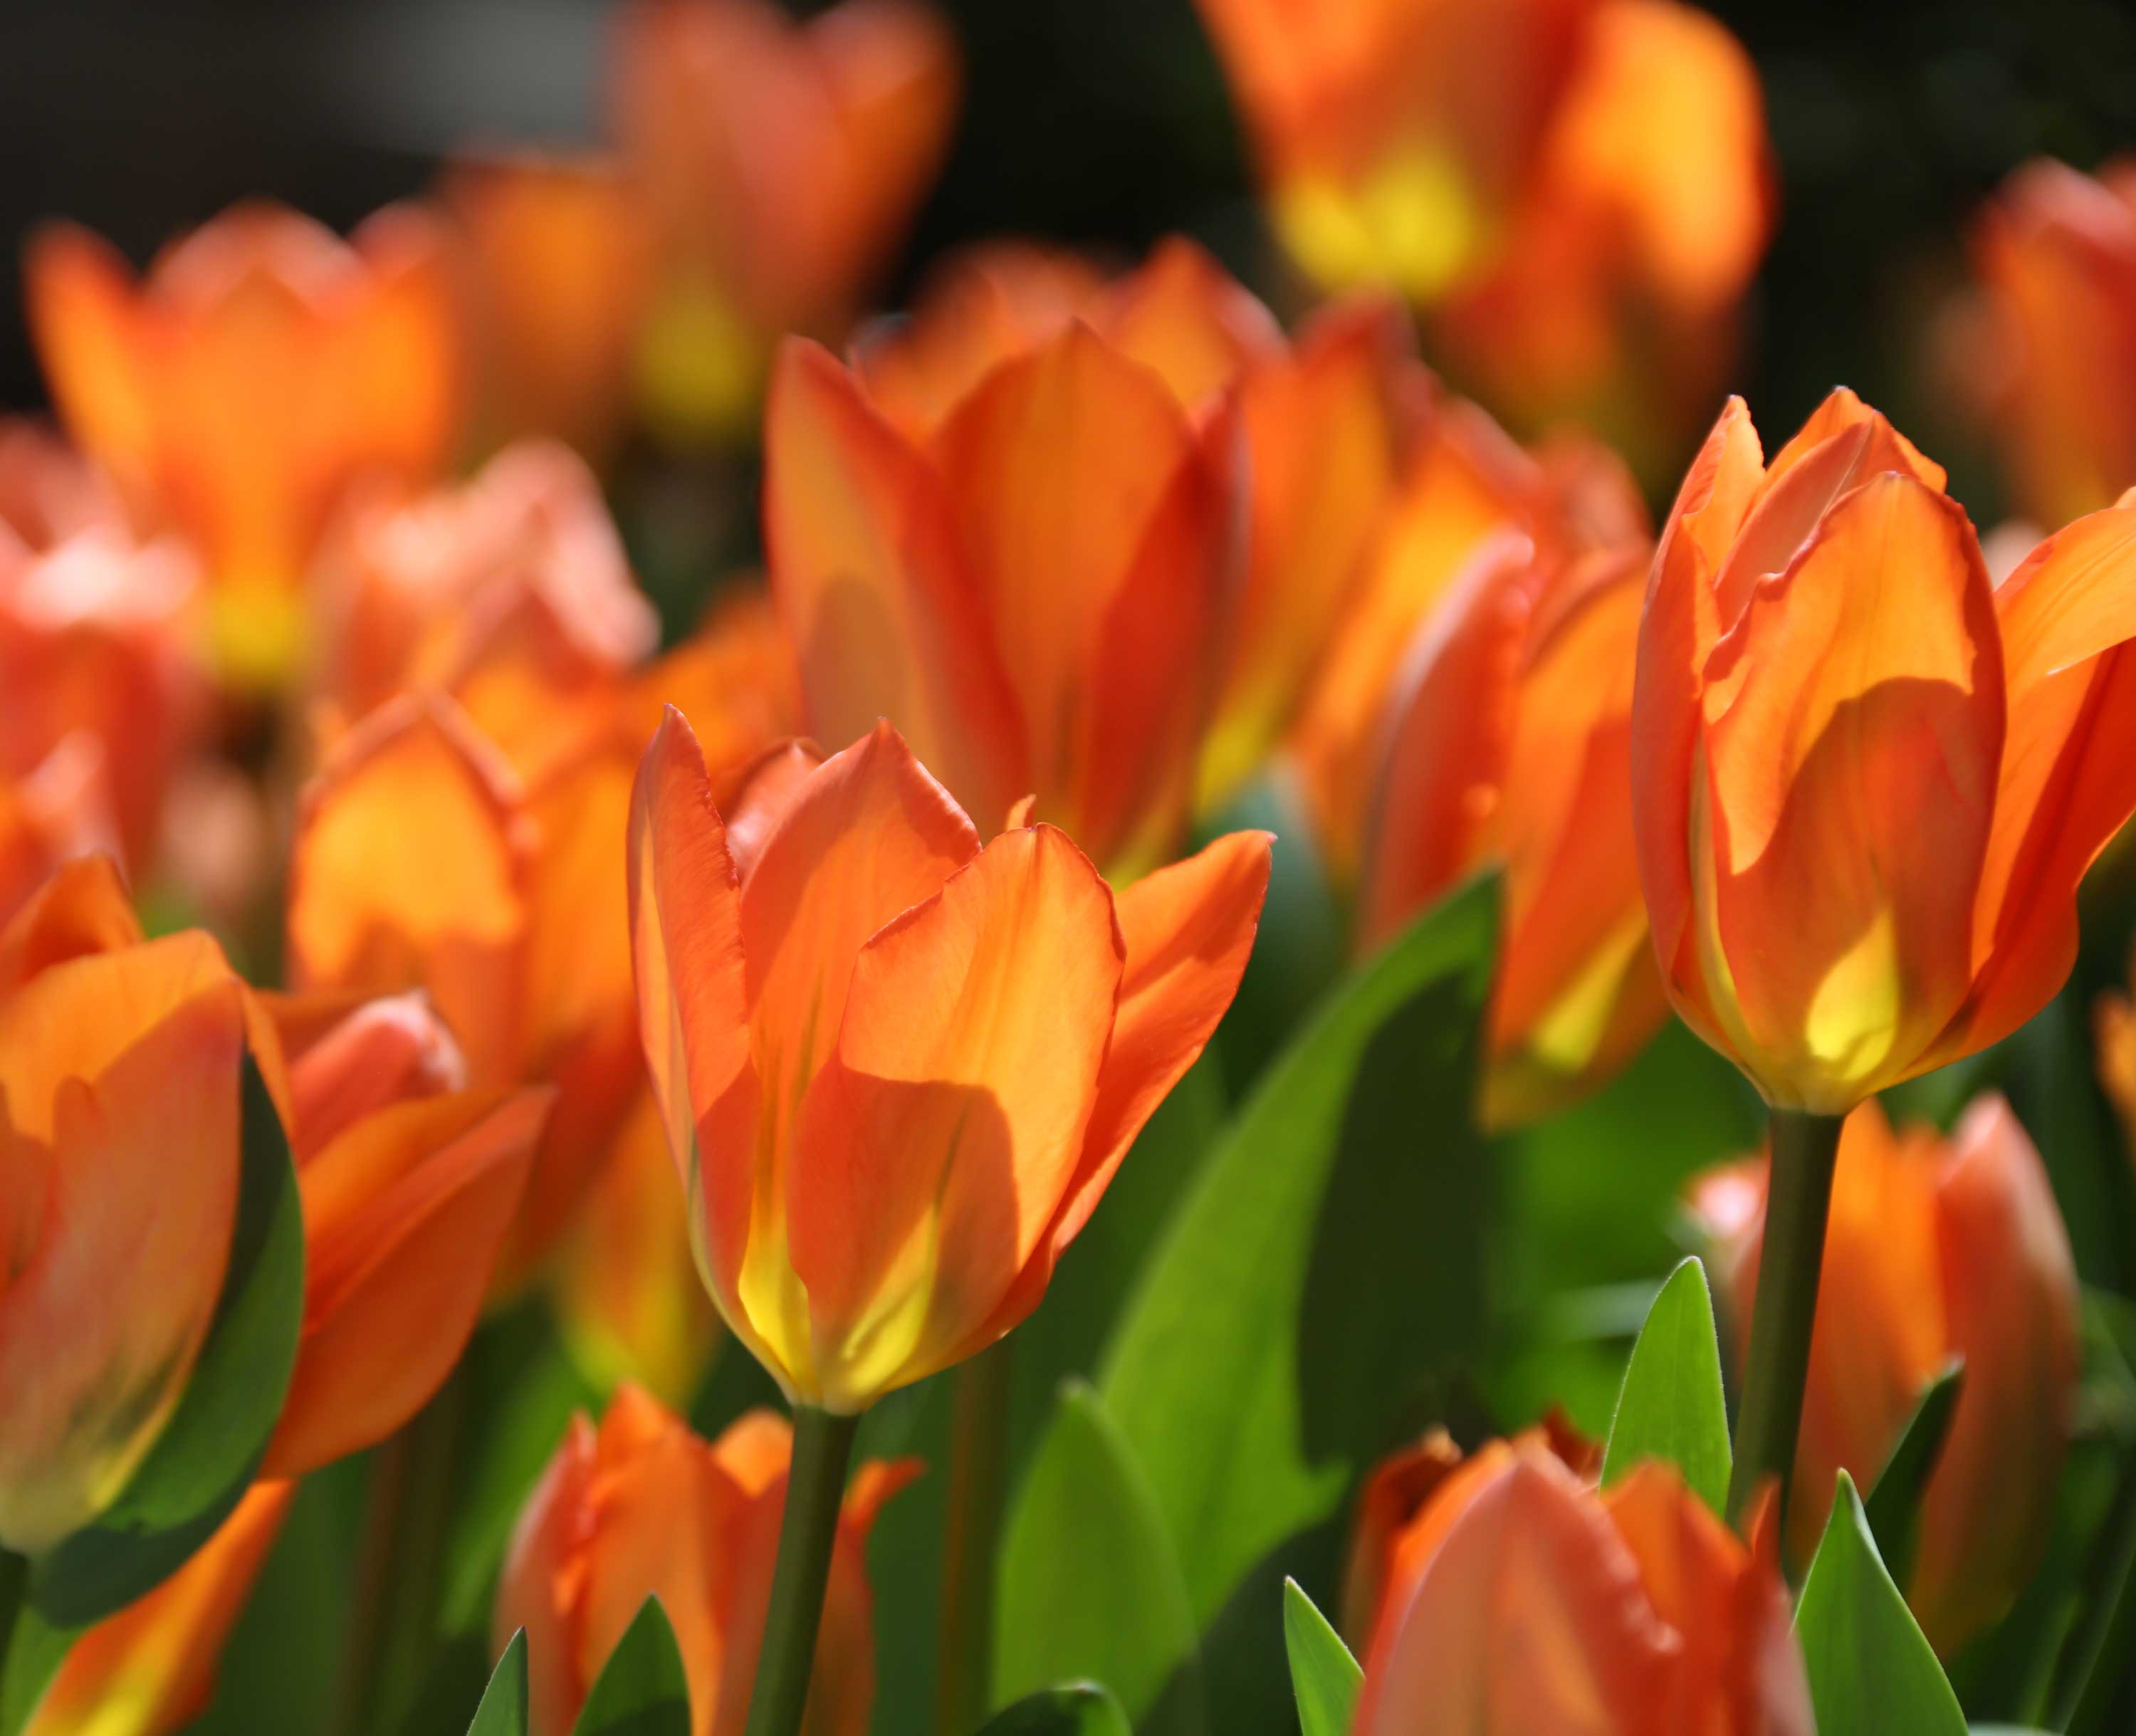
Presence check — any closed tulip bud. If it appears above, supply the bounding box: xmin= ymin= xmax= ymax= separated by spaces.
xmin=1634 ymin=389 xmax=2136 ymax=1113
xmin=1690 ymin=1094 xmax=2079 ymax=1653
xmin=1359 ymin=526 xmax=1665 ymax=1124
xmin=24 ymin=202 xmax=461 ymax=686
xmin=495 ymin=1387 xmax=918 ymax=1736
xmin=1349 ymin=1432 xmax=1811 ymax=1735
xmin=23 ymin=1481 xmax=293 ymax=1736
xmin=629 ymin=712 xmax=1271 ymax=1411
xmin=0 ymin=857 xmax=246 ymax=1553
xmin=1967 ymin=158 xmax=2136 ymax=526
xmin=611 ymin=0 xmax=960 ymax=445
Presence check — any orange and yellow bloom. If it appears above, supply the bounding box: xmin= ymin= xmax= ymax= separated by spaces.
xmin=629 ymin=713 xmax=1270 ymax=1411
xmin=1348 ymin=1428 xmax=1812 ymax=1735
xmin=1690 ymin=1094 xmax=2080 ymax=1653
xmin=496 ymin=1386 xmax=917 ymax=1736
xmin=1633 ymin=388 xmax=2136 ymax=1112
xmin=26 ymin=202 xmax=462 ymax=684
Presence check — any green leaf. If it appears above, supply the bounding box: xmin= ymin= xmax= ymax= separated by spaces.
xmin=0 ymin=1589 xmax=71 ymax=1736
xmin=973 ymin=1684 xmax=1133 ymax=1736
xmin=1100 ymin=876 xmax=1499 ymax=1623
xmin=1796 ymin=1472 xmax=1967 ymax=1736
xmin=993 ymin=1382 xmax=1203 ymax=1732
xmin=468 ymin=1631 xmax=530 ymax=1736
xmin=1280 ymin=1579 xmax=1361 ymax=1736
xmin=570 ymin=1596 xmax=691 ymax=1736
xmin=1864 ymin=1359 xmax=1965 ymax=1590
xmin=30 ymin=1055 xmax=305 ymax=1628
xmin=1599 ymin=1257 xmax=1730 ymax=1513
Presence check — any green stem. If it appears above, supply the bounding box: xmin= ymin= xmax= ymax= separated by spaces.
xmin=745 ymin=1406 xmax=862 ymax=1736
xmin=1725 ymin=1108 xmax=1846 ymax=1530
xmin=936 ymin=1340 xmax=1013 ymax=1736
xmin=0 ymin=1549 xmax=24 ymax=1673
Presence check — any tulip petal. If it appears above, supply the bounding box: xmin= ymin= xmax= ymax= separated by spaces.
xmin=1094 ymin=236 xmax=1284 ymax=411
xmin=789 ymin=824 xmax=1122 ymax=1409
xmin=1911 ymin=1096 xmax=2079 ymax=1652
xmin=764 ymin=339 xmax=1027 ymax=828
xmin=263 ymin=1086 xmax=548 ymax=1477
xmin=22 ymin=225 xmax=157 ymax=496
xmin=493 ymin=1412 xmax=596 ymax=1736
xmin=1697 ymin=474 xmax=2004 ymax=1107
xmin=0 ymin=852 xmax=141 ymax=995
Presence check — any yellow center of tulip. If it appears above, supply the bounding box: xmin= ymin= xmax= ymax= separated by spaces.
xmin=632 ymin=276 xmax=770 ymax=449
xmin=1274 ymin=142 xmax=1484 ymax=304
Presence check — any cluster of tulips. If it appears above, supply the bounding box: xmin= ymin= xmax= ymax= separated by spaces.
xmin=11 ymin=1 xmax=2136 ymax=1734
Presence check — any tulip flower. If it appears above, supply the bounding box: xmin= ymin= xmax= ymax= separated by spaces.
xmin=1358 ymin=521 xmax=1664 ymax=1125
xmin=25 ymin=201 xmax=461 ymax=685
xmin=610 ymin=0 xmax=960 ymax=444
xmin=0 ymin=739 xmax=119 ymax=927
xmin=1690 ymin=1094 xmax=2079 ymax=1653
xmin=24 ymin=1481 xmax=295 ymax=1736
xmin=495 ymin=1386 xmax=918 ymax=1736
xmin=765 ymin=305 xmax=1241 ymax=875
xmin=1349 ymin=1431 xmax=1812 ymax=1735
xmin=441 ymin=155 xmax=654 ymax=461
xmin=850 ymin=236 xmax=1427 ymax=817
xmin=1965 ymin=158 xmax=2136 ymax=526
xmin=0 ymin=421 xmax=206 ymax=873
xmin=0 ymin=858 xmax=246 ymax=1554
xmin=1191 ymin=0 xmax=1772 ymax=468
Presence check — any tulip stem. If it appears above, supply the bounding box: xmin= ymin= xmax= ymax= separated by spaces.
xmin=1725 ymin=1108 xmax=1846 ymax=1532
xmin=745 ymin=1405 xmax=862 ymax=1736
xmin=0 ymin=1547 xmax=23 ymax=1672
xmin=937 ymin=1339 xmax=1013 ymax=1736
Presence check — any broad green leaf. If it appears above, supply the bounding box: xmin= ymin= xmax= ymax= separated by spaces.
xmin=1280 ymin=1579 xmax=1361 ymax=1736
xmin=1599 ymin=1257 xmax=1730 ymax=1513
xmin=973 ymin=1685 xmax=1133 ymax=1736
xmin=1864 ymin=1359 xmax=1964 ymax=1589
xmin=468 ymin=1631 xmax=530 ymax=1736
xmin=0 ymin=1579 xmax=70 ymax=1736
xmin=1796 ymin=1473 xmax=1967 ymax=1736
xmin=31 ymin=1056 xmax=305 ymax=1627
xmin=993 ymin=1382 xmax=1202 ymax=1733
xmin=570 ymin=1596 xmax=690 ymax=1736
xmin=1101 ymin=876 xmax=1499 ymax=1623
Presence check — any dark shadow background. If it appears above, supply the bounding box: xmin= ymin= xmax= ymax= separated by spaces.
xmin=4 ymin=0 xmax=2136 ymax=516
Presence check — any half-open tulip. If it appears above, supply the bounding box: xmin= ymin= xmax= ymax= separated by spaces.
xmin=1966 ymin=158 xmax=2136 ymax=527
xmin=26 ymin=202 xmax=461 ymax=684
xmin=852 ymin=237 xmax=1426 ymax=816
xmin=1690 ymin=1094 xmax=2079 ymax=1652
xmin=1358 ymin=508 xmax=1663 ymax=1124
xmin=1634 ymin=388 xmax=2136 ymax=1113
xmin=611 ymin=0 xmax=960 ymax=444
xmin=1191 ymin=0 xmax=1772 ymax=467
xmin=496 ymin=1386 xmax=918 ymax=1736
xmin=0 ymin=859 xmax=246 ymax=1553
xmin=766 ymin=300 xmax=1241 ymax=875
xmin=1349 ymin=1429 xmax=1812 ymax=1735
xmin=23 ymin=1480 xmax=295 ymax=1736
xmin=630 ymin=713 xmax=1271 ymax=1411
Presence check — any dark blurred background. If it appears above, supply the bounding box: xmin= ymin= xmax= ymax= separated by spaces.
xmin=4 ymin=0 xmax=2136 ymax=515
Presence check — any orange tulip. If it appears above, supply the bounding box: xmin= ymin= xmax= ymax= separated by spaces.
xmin=765 ymin=304 xmax=1240 ymax=875
xmin=24 ymin=1481 xmax=295 ymax=1736
xmin=441 ymin=155 xmax=655 ymax=461
xmin=0 ymin=857 xmax=246 ymax=1552
xmin=1358 ymin=513 xmax=1663 ymax=1123
xmin=629 ymin=713 xmax=1271 ymax=1411
xmin=1349 ymin=1431 xmax=1811 ymax=1735
xmin=1193 ymin=0 xmax=1771 ymax=466
xmin=0 ymin=421 xmax=206 ymax=872
xmin=496 ymin=1386 xmax=918 ymax=1736
xmin=852 ymin=237 xmax=1427 ymax=816
xmin=0 ymin=739 xmax=120 ymax=927
xmin=610 ymin=0 xmax=960 ymax=444
xmin=1633 ymin=388 xmax=2136 ymax=1112
xmin=25 ymin=201 xmax=461 ymax=685
xmin=1966 ymin=157 xmax=2136 ymax=526
xmin=1689 ymin=1094 xmax=2079 ymax=1652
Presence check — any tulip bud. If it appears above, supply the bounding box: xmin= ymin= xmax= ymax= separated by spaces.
xmin=1634 ymin=389 xmax=2136 ymax=1112
xmin=1689 ymin=1094 xmax=2079 ymax=1652
xmin=629 ymin=713 xmax=1270 ymax=1411
xmin=1349 ymin=1431 xmax=1811 ymax=1735
xmin=495 ymin=1387 xmax=918 ymax=1736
